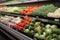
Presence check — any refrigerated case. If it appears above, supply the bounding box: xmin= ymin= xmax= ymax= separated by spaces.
xmin=0 ymin=1 xmax=60 ymax=40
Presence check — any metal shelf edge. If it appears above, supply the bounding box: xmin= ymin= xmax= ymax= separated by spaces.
xmin=0 ymin=23 xmax=33 ymax=40
xmin=2 ymin=0 xmax=48 ymax=6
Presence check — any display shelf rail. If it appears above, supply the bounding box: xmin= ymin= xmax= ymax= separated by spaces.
xmin=0 ymin=12 xmax=24 ymax=17
xmin=1 ymin=0 xmax=48 ymax=6
xmin=0 ymin=22 xmax=33 ymax=40
xmin=0 ymin=29 xmax=16 ymax=40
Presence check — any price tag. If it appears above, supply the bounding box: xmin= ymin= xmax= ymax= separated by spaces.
xmin=54 ymin=19 xmax=59 ymax=22
xmin=41 ymin=19 xmax=48 ymax=22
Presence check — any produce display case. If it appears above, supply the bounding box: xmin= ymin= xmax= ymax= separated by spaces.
xmin=0 ymin=1 xmax=60 ymax=40
xmin=0 ymin=14 xmax=60 ymax=40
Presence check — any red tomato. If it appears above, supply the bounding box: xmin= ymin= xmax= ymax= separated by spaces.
xmin=19 ymin=26 xmax=24 ymax=30
xmin=18 ymin=23 xmax=22 ymax=26
xmin=25 ymin=20 xmax=30 ymax=25
xmin=16 ymin=25 xmax=25 ymax=30
xmin=21 ymin=10 xmax=26 ymax=14
xmin=21 ymin=19 xmax=25 ymax=23
xmin=25 ymin=18 xmax=32 ymax=22
xmin=18 ymin=11 xmax=24 ymax=14
xmin=16 ymin=25 xmax=20 ymax=30
xmin=28 ymin=18 xmax=32 ymax=22
xmin=20 ymin=23 xmax=25 ymax=27
xmin=24 ymin=16 xmax=29 ymax=20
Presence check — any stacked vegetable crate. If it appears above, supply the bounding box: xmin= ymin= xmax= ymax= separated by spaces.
xmin=0 ymin=1 xmax=60 ymax=40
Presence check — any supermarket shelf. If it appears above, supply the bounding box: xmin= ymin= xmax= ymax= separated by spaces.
xmin=0 ymin=11 xmax=57 ymax=19
xmin=2 ymin=0 xmax=48 ymax=6
xmin=0 ymin=12 xmax=60 ymax=25
xmin=0 ymin=23 xmax=33 ymax=40
xmin=0 ymin=11 xmax=60 ymax=21
xmin=0 ymin=12 xmax=60 ymax=40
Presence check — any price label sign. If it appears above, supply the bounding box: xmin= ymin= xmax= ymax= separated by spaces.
xmin=54 ymin=19 xmax=59 ymax=22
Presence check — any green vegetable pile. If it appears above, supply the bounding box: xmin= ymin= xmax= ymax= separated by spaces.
xmin=24 ymin=20 xmax=60 ymax=40
xmin=32 ymin=4 xmax=57 ymax=17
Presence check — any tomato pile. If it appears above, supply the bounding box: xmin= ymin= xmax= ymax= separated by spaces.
xmin=16 ymin=16 xmax=33 ymax=30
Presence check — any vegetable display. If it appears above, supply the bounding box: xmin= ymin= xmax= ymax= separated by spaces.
xmin=0 ymin=15 xmax=32 ymax=30
xmin=0 ymin=15 xmax=22 ymax=28
xmin=0 ymin=4 xmax=60 ymax=40
xmin=0 ymin=14 xmax=60 ymax=40
xmin=24 ymin=20 xmax=60 ymax=40
xmin=32 ymin=4 xmax=57 ymax=16
xmin=47 ymin=8 xmax=60 ymax=18
xmin=0 ymin=5 xmax=40 ymax=15
xmin=16 ymin=16 xmax=33 ymax=30
xmin=1 ymin=4 xmax=60 ymax=18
